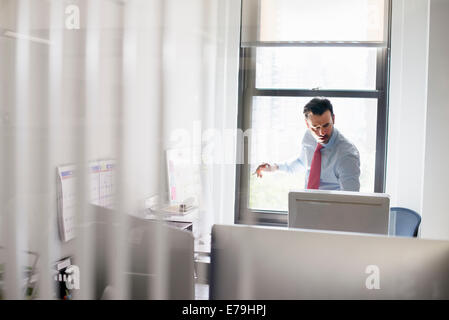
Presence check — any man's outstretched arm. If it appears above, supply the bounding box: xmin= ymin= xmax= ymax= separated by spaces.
xmin=255 ymin=157 xmax=305 ymax=178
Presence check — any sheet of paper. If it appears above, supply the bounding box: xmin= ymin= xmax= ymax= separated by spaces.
xmin=99 ymin=160 xmax=115 ymax=209
xmin=57 ymin=165 xmax=76 ymax=242
xmin=89 ymin=161 xmax=101 ymax=205
xmin=57 ymin=160 xmax=116 ymax=242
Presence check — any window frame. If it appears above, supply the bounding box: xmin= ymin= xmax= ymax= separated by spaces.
xmin=235 ymin=0 xmax=392 ymax=226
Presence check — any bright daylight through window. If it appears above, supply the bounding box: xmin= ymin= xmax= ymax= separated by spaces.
xmin=237 ymin=0 xmax=390 ymax=220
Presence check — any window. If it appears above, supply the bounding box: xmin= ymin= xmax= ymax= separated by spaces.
xmin=236 ymin=0 xmax=391 ymax=225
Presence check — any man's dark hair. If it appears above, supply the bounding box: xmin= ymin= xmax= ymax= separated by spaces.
xmin=303 ymin=98 xmax=334 ymax=118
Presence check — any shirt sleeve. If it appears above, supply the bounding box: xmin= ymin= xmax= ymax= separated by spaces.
xmin=276 ymin=157 xmax=305 ymax=174
xmin=336 ymin=153 xmax=361 ymax=191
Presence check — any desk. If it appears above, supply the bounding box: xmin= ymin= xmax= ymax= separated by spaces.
xmin=144 ymin=208 xmax=211 ymax=283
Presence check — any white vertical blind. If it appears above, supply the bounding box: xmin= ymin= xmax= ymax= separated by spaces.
xmin=6 ymin=0 xmax=30 ymax=300
xmin=76 ymin=0 xmax=100 ymax=300
xmin=33 ymin=0 xmax=61 ymax=300
xmin=0 ymin=0 xmax=241 ymax=300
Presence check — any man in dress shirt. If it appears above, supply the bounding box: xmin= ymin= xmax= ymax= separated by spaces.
xmin=255 ymin=97 xmax=361 ymax=191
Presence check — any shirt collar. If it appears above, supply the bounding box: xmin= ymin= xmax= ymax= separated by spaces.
xmin=321 ymin=127 xmax=338 ymax=149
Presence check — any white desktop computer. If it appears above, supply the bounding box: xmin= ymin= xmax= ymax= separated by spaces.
xmin=288 ymin=190 xmax=390 ymax=235
xmin=210 ymin=224 xmax=449 ymax=299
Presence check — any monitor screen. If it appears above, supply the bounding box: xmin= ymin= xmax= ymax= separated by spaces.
xmin=210 ymin=224 xmax=449 ymax=299
xmin=288 ymin=190 xmax=390 ymax=235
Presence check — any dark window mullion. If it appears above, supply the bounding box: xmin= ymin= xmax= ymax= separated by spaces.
xmin=238 ymin=47 xmax=259 ymax=224
xmin=371 ymin=0 xmax=392 ymax=193
xmin=241 ymin=41 xmax=387 ymax=48
xmin=374 ymin=48 xmax=389 ymax=193
xmin=374 ymin=0 xmax=392 ymax=193
xmin=253 ymin=89 xmax=380 ymax=99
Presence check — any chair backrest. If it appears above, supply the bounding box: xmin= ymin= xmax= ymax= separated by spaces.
xmin=390 ymin=207 xmax=421 ymax=237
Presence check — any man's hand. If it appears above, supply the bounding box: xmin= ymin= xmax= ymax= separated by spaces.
xmin=254 ymin=163 xmax=278 ymax=178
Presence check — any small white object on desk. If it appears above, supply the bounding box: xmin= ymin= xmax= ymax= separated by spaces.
xmin=146 ymin=206 xmax=199 ymax=222
xmin=160 ymin=204 xmax=197 ymax=215
xmin=145 ymin=204 xmax=200 ymax=238
xmin=148 ymin=196 xmax=197 ymax=216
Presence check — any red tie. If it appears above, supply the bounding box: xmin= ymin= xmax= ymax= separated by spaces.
xmin=307 ymin=144 xmax=323 ymax=189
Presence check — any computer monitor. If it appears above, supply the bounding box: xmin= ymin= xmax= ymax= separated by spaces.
xmin=210 ymin=224 xmax=449 ymax=299
xmin=88 ymin=205 xmax=194 ymax=299
xmin=288 ymin=190 xmax=390 ymax=235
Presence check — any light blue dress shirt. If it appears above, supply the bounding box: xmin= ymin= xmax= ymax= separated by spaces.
xmin=276 ymin=127 xmax=361 ymax=191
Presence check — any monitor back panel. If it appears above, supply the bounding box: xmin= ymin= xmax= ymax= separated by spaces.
xmin=210 ymin=224 xmax=449 ymax=299
xmin=288 ymin=190 xmax=390 ymax=235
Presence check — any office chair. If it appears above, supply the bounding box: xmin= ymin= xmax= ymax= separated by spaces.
xmin=390 ymin=207 xmax=421 ymax=237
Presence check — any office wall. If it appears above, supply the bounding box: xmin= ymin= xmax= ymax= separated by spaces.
xmin=387 ymin=0 xmax=429 ymax=216
xmin=388 ymin=0 xmax=449 ymax=240
xmin=420 ymin=0 xmax=449 ymax=240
